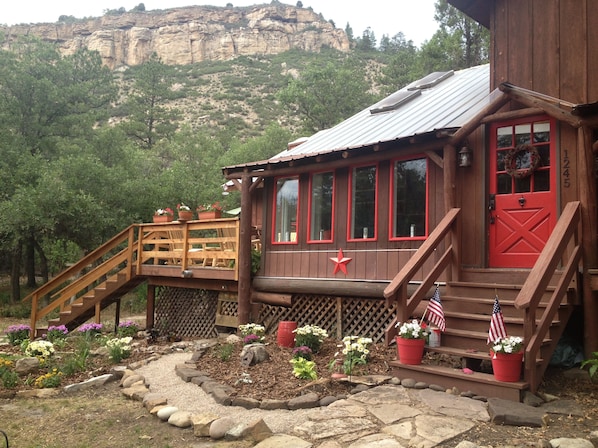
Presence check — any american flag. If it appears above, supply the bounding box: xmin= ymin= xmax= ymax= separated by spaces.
xmin=487 ymin=295 xmax=508 ymax=344
xmin=426 ymin=286 xmax=446 ymax=332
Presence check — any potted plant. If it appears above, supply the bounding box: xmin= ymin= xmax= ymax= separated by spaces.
xmin=197 ymin=202 xmax=222 ymax=220
xmin=395 ymin=319 xmax=430 ymax=365
xmin=153 ymin=207 xmax=174 ymax=223
xmin=490 ymin=336 xmax=524 ymax=382
xmin=177 ymin=203 xmax=193 ymax=221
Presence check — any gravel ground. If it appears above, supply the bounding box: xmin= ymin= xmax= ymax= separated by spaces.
xmin=135 ymin=351 xmax=313 ymax=434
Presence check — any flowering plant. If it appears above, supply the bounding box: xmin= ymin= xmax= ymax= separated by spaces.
xmin=292 ymin=345 xmax=313 ymax=360
xmin=395 ymin=319 xmax=430 ymax=340
xmin=491 ymin=336 xmax=524 ymax=355
xmin=5 ymin=324 xmax=31 ymax=346
xmin=239 ymin=323 xmax=265 ymax=344
xmin=197 ymin=202 xmax=222 ymax=212
xmin=154 ymin=207 xmax=174 ymax=216
xmin=117 ymin=320 xmax=139 ymax=338
xmin=339 ymin=335 xmax=373 ymax=375
xmin=293 ymin=325 xmax=329 ymax=353
xmin=177 ymin=203 xmax=191 ymax=212
xmin=35 ymin=369 xmax=63 ymax=388
xmin=46 ymin=325 xmax=68 ymax=343
xmin=25 ymin=340 xmax=55 ymax=360
xmin=105 ymin=336 xmax=133 ymax=363
xmin=78 ymin=322 xmax=103 ymax=337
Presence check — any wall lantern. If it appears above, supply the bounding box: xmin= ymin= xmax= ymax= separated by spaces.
xmin=458 ymin=145 xmax=472 ymax=167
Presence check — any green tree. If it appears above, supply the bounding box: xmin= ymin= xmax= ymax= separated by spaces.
xmin=355 ymin=27 xmax=377 ymax=52
xmin=379 ymin=33 xmax=423 ymax=94
xmin=277 ymin=60 xmax=376 ymax=133
xmin=420 ymin=0 xmax=489 ymax=71
xmin=121 ymin=54 xmax=182 ymax=150
xmin=0 ymin=38 xmax=117 ymax=300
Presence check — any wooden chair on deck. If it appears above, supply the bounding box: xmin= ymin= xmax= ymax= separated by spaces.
xmin=167 ymin=230 xmax=204 ymax=265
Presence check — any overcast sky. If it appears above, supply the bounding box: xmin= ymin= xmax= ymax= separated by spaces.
xmin=2 ymin=0 xmax=439 ymax=47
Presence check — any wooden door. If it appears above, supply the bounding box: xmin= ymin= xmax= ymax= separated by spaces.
xmin=489 ymin=116 xmax=557 ymax=268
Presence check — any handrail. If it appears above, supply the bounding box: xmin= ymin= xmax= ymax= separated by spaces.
xmin=515 ymin=201 xmax=581 ymax=392
xmin=23 ymin=224 xmax=140 ymax=337
xmin=383 ymin=208 xmax=461 ymax=344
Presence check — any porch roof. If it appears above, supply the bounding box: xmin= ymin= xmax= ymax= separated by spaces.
xmin=224 ymin=64 xmax=491 ymax=176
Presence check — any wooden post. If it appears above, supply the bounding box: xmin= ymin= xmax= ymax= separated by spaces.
xmin=114 ymin=298 xmax=121 ymax=334
xmin=443 ymin=144 xmax=457 ymax=282
xmin=578 ymin=127 xmax=598 ymax=356
xmin=237 ymin=173 xmax=253 ymax=325
xmin=146 ymin=285 xmax=155 ymax=330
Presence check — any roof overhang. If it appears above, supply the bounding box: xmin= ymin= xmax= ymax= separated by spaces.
xmin=447 ymin=0 xmax=491 ymax=28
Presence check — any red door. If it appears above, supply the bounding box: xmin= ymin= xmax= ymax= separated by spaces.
xmin=489 ymin=116 xmax=557 ymax=268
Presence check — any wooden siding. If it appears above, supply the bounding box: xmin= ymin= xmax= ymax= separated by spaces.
xmin=491 ymin=0 xmax=597 ymax=104
xmin=260 ymin=152 xmax=445 ymax=282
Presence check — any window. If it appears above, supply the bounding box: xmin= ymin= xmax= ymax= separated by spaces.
xmin=349 ymin=165 xmax=377 ymax=240
xmin=308 ymin=171 xmax=334 ymax=242
xmin=391 ymin=158 xmax=428 ymax=239
xmin=273 ymin=177 xmax=298 ymax=243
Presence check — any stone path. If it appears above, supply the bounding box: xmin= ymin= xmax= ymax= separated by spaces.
xmin=126 ymin=343 xmax=598 ymax=448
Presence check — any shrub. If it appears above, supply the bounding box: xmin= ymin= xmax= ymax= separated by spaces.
xmin=24 ymin=340 xmax=55 ymax=361
xmin=581 ymin=351 xmax=598 ymax=380
xmin=292 ymin=345 xmax=313 ymax=361
xmin=5 ymin=324 xmax=31 ymax=346
xmin=117 ymin=320 xmax=140 ymax=338
xmin=217 ymin=343 xmax=234 ymax=362
xmin=293 ymin=325 xmax=328 ymax=353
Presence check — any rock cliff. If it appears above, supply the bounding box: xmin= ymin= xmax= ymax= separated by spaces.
xmin=1 ymin=4 xmax=350 ymax=69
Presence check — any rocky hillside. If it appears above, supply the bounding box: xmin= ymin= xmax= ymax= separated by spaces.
xmin=1 ymin=3 xmax=350 ymax=69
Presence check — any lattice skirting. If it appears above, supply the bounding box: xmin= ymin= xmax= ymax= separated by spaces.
xmin=155 ymin=287 xmax=219 ymax=338
xmin=258 ymin=294 xmax=397 ymax=344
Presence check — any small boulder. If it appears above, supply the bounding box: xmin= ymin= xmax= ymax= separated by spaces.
xmin=168 ymin=410 xmax=192 ymax=428
xmin=157 ymin=406 xmax=179 ymax=421
xmin=14 ymin=357 xmax=40 ymax=375
xmin=240 ymin=344 xmax=270 ymax=366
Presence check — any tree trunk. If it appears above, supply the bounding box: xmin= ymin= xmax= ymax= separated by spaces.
xmin=34 ymin=238 xmax=49 ymax=284
xmin=10 ymin=243 xmax=22 ymax=302
xmin=25 ymin=234 xmax=37 ymax=288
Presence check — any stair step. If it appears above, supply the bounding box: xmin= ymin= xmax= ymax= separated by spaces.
xmin=389 ymin=361 xmax=527 ymax=401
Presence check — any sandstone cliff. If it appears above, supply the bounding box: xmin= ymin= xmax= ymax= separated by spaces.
xmin=1 ymin=4 xmax=350 ymax=69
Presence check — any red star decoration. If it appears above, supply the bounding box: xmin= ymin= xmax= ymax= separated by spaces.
xmin=330 ymin=248 xmax=352 ymax=275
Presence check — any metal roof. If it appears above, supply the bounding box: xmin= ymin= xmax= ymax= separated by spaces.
xmin=224 ymin=64 xmax=490 ymax=173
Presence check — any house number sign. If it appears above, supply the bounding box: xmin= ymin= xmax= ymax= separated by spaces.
xmin=562 ymin=149 xmax=571 ymax=188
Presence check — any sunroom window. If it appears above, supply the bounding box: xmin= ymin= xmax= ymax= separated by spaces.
xmin=309 ymin=171 xmax=334 ymax=242
xmin=392 ymin=158 xmax=427 ymax=239
xmin=274 ymin=177 xmax=298 ymax=243
xmin=349 ymin=165 xmax=377 ymax=240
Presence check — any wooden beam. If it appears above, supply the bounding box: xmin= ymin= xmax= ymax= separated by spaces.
xmin=425 ymin=150 xmax=443 ymax=169
xmin=578 ymin=127 xmax=598 ymax=356
xmin=499 ymin=83 xmax=582 ymax=128
xmin=251 ymin=290 xmax=292 ymax=307
xmin=481 ymin=107 xmax=545 ymax=124
xmin=443 ymin=145 xmax=456 ymax=211
xmin=449 ymin=89 xmax=510 ymax=146
xmin=237 ymin=173 xmax=253 ymax=324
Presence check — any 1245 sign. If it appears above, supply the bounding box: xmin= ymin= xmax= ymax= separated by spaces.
xmin=562 ymin=149 xmax=570 ymax=188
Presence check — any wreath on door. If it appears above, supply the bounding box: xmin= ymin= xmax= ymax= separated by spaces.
xmin=504 ymin=144 xmax=541 ymax=179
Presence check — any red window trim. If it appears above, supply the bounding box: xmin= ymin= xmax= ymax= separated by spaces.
xmin=271 ymin=175 xmax=300 ymax=246
xmin=347 ymin=163 xmax=379 ymax=242
xmin=307 ymin=170 xmax=335 ymax=244
xmin=388 ymin=155 xmax=429 ymax=242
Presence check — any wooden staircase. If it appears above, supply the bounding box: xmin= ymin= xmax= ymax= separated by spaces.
xmin=384 ymin=202 xmax=582 ymax=401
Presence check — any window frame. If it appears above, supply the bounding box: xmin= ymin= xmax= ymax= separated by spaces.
xmin=271 ymin=175 xmax=300 ymax=245
xmin=347 ymin=163 xmax=379 ymax=242
xmin=307 ymin=170 xmax=335 ymax=244
xmin=389 ymin=155 xmax=429 ymax=241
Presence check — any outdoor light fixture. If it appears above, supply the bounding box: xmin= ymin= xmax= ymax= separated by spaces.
xmin=458 ymin=145 xmax=472 ymax=167
xmin=182 ymin=270 xmax=193 ymax=278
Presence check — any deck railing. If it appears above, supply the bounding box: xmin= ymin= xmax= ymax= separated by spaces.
xmin=383 ymin=208 xmax=461 ymax=345
xmin=23 ymin=218 xmax=241 ymax=336
xmin=515 ymin=201 xmax=582 ymax=392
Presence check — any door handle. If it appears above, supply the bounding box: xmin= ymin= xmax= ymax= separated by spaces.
xmin=518 ymin=196 xmax=526 ymax=207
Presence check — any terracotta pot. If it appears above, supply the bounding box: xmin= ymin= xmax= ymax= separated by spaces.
xmin=276 ymin=321 xmax=297 ymax=347
xmin=197 ymin=210 xmax=222 ymax=220
xmin=396 ymin=337 xmax=425 ymax=365
xmin=490 ymin=350 xmax=523 ymax=382
xmin=177 ymin=210 xmax=193 ymax=221
xmin=153 ymin=214 xmax=173 ymax=223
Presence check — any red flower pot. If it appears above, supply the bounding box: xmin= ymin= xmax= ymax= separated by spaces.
xmin=177 ymin=210 xmax=194 ymax=221
xmin=197 ymin=210 xmax=222 ymax=220
xmin=490 ymin=350 xmax=523 ymax=382
xmin=153 ymin=215 xmax=173 ymax=223
xmin=396 ymin=337 xmax=425 ymax=365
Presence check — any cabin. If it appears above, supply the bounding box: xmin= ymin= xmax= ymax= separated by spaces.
xmin=24 ymin=0 xmax=597 ymax=401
